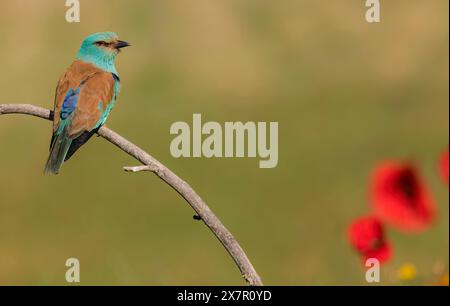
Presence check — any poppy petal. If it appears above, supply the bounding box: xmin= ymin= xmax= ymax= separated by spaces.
xmin=371 ymin=162 xmax=435 ymax=232
xmin=439 ymin=147 xmax=449 ymax=186
xmin=348 ymin=216 xmax=392 ymax=264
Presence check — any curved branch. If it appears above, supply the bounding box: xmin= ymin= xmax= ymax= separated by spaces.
xmin=0 ymin=103 xmax=263 ymax=286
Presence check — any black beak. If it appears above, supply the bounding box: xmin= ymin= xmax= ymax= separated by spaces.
xmin=114 ymin=40 xmax=131 ymax=49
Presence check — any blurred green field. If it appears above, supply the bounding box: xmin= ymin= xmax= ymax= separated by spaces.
xmin=0 ymin=0 xmax=448 ymax=285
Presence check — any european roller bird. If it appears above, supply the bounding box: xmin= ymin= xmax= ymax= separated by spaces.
xmin=44 ymin=32 xmax=130 ymax=174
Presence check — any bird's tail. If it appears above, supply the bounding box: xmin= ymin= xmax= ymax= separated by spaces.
xmin=44 ymin=129 xmax=73 ymax=175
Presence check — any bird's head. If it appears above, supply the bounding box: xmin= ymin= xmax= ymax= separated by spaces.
xmin=76 ymin=32 xmax=130 ymax=74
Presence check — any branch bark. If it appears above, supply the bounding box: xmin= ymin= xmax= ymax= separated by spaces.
xmin=0 ymin=103 xmax=263 ymax=286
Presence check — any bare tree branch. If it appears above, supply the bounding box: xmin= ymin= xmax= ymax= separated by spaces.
xmin=0 ymin=103 xmax=263 ymax=286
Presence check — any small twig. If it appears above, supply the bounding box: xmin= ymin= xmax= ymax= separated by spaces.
xmin=0 ymin=103 xmax=263 ymax=286
xmin=123 ymin=165 xmax=155 ymax=173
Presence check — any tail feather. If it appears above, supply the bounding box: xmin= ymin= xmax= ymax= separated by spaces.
xmin=64 ymin=130 xmax=96 ymax=162
xmin=44 ymin=131 xmax=73 ymax=175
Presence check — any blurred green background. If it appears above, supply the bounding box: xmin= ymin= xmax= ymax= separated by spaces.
xmin=0 ymin=0 xmax=448 ymax=285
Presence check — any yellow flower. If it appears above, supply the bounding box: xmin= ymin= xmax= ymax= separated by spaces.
xmin=398 ymin=264 xmax=417 ymax=282
xmin=438 ymin=275 xmax=449 ymax=286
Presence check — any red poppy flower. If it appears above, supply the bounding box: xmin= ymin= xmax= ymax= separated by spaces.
xmin=348 ymin=216 xmax=392 ymax=263
xmin=439 ymin=147 xmax=449 ymax=185
xmin=370 ymin=162 xmax=435 ymax=232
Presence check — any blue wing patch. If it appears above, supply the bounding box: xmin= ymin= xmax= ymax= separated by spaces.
xmin=60 ymin=87 xmax=81 ymax=120
xmin=112 ymin=73 xmax=120 ymax=82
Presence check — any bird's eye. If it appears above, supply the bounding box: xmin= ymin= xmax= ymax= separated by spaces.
xmin=94 ymin=41 xmax=109 ymax=46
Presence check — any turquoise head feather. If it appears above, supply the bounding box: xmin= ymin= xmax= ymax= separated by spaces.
xmin=76 ymin=32 xmax=130 ymax=75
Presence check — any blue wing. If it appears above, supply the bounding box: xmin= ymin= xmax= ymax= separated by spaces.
xmin=60 ymin=87 xmax=80 ymax=120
